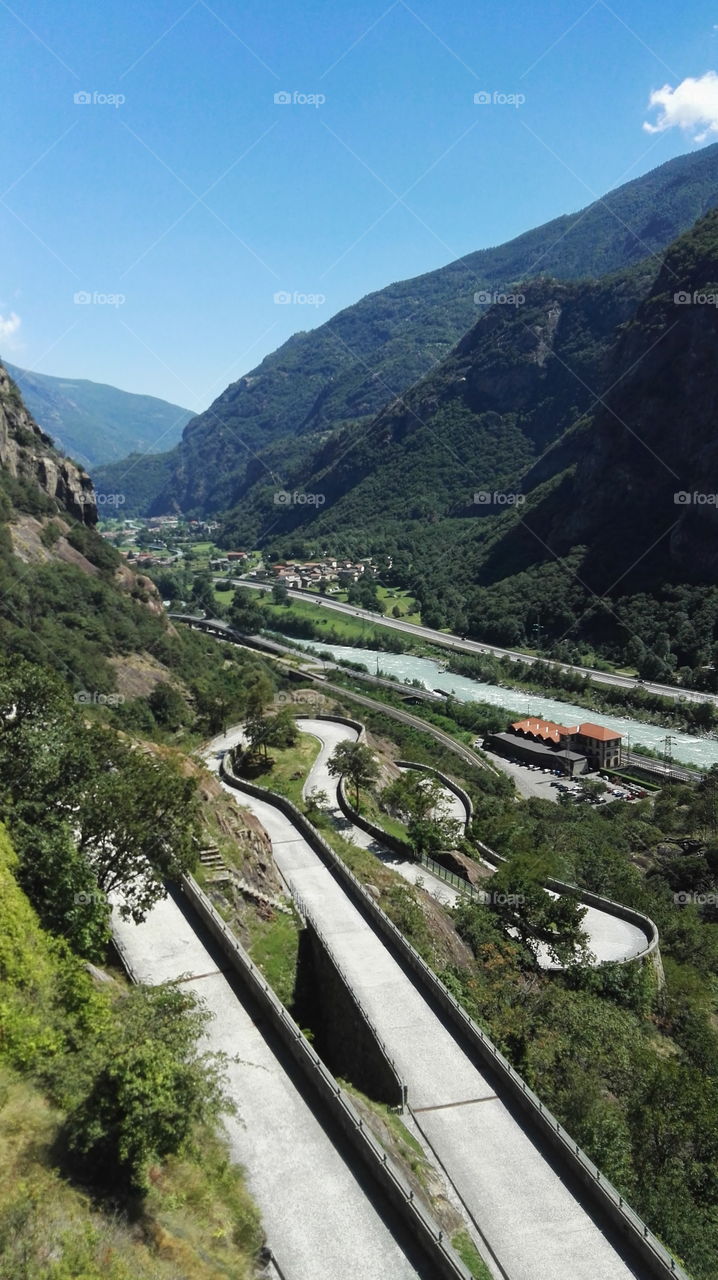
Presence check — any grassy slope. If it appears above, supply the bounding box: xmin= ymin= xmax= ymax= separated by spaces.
xmin=0 ymin=823 xmax=263 ymax=1280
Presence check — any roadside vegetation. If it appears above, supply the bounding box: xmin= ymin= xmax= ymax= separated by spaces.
xmin=0 ymin=822 xmax=263 ymax=1280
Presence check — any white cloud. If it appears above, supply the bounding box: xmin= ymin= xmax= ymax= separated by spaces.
xmin=644 ymin=70 xmax=718 ymax=143
xmin=0 ymin=312 xmax=21 ymax=343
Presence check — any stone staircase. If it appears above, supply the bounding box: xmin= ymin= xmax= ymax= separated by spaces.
xmin=198 ymin=845 xmax=231 ymax=884
xmin=198 ymin=845 xmax=292 ymax=916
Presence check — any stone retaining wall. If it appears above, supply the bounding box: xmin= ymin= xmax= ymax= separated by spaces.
xmin=336 ymin=775 xmax=415 ymax=858
xmin=295 ymin=918 xmax=406 ymax=1108
xmin=180 ymin=872 xmax=471 ymax=1280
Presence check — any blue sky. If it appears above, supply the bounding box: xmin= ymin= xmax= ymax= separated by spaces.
xmin=2 ymin=0 xmax=718 ymax=411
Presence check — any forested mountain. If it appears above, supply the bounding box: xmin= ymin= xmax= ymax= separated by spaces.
xmin=224 ymin=258 xmax=657 ymax=544
xmin=0 ymin=361 xmax=273 ymax=723
xmin=266 ymin=209 xmax=718 ymax=681
xmin=6 ymin=363 xmax=191 ymax=469
xmin=98 ymin=142 xmax=718 ymax=518
xmin=455 ymin=205 xmax=718 ymax=670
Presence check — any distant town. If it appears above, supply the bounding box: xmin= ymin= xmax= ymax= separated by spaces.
xmin=99 ymin=515 xmax=380 ymax=585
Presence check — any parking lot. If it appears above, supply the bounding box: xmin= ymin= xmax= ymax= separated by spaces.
xmin=481 ymin=749 xmax=649 ymax=805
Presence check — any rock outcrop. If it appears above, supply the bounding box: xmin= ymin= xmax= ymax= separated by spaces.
xmin=0 ymin=363 xmax=97 ymax=524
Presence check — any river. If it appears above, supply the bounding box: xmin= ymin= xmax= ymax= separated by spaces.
xmin=278 ymin=636 xmax=718 ymax=770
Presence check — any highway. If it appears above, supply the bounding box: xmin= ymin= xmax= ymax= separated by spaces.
xmin=234 ymin=579 xmax=717 ymax=706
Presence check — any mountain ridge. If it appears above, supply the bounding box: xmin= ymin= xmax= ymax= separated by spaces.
xmin=6 ymin=363 xmax=192 ymax=470
xmin=94 ymin=141 xmax=718 ymax=518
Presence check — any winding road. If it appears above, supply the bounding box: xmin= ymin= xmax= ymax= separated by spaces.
xmin=297 ymin=716 xmax=649 ymax=968
xmin=205 ymin=723 xmax=656 ymax=1280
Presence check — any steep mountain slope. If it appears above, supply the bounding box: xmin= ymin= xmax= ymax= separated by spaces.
xmin=411 ymin=210 xmax=718 ymax=674
xmin=106 ymin=142 xmax=718 ymax=518
xmin=6 ymin=363 xmax=192 ymax=469
xmin=0 ymin=363 xmax=96 ymax=524
xmin=0 ymin=361 xmax=278 ymax=732
xmin=494 ymin=207 xmax=718 ymax=590
xmin=228 ymin=258 xmax=656 ymax=545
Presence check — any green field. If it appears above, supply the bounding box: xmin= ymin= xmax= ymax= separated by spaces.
xmin=257 ymin=593 xmax=428 ymax=652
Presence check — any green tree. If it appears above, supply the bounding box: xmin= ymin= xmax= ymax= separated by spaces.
xmin=148 ymin=680 xmax=188 ymax=730
xmin=75 ymin=731 xmax=200 ymax=920
xmin=327 ymin=740 xmax=379 ymax=809
xmin=15 ymin=818 xmax=110 ymax=959
xmin=63 ymin=985 xmax=233 ymax=1193
xmin=382 ymin=772 xmax=461 ymax=856
xmin=229 ymin=587 xmax=264 ymax=632
xmin=487 ymin=855 xmax=591 ymax=968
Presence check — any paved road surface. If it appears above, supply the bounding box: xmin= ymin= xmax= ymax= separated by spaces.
xmin=112 ymin=892 xmax=425 ymax=1280
xmin=206 ymin=728 xmax=652 ymax=1280
xmin=297 ymin=717 xmax=647 ymax=967
xmin=300 ymin=717 xmax=461 ymax=908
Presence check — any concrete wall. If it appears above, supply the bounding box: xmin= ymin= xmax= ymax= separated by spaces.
xmin=474 ymin=838 xmax=664 ymax=982
xmin=336 ymin=775 xmax=415 ymax=859
xmin=394 ymin=760 xmax=474 ymax=829
xmin=295 ymin=919 xmax=406 ymax=1108
xmin=180 ymin=872 xmax=471 ymax=1280
xmin=220 ymin=760 xmax=685 ymax=1280
xmin=307 ymin=712 xmax=367 ymax=740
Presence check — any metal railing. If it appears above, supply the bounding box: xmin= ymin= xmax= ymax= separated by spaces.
xmin=419 ymin=854 xmax=483 ymax=902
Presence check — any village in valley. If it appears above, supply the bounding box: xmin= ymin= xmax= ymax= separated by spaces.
xmin=99 ymin=513 xmax=383 ymax=589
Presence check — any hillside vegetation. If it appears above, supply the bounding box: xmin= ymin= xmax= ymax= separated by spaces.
xmin=0 ymin=822 xmax=263 ymax=1280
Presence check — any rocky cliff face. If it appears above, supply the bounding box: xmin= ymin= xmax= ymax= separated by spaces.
xmin=0 ymin=363 xmax=97 ymax=524
xmin=536 ymin=208 xmax=718 ymax=588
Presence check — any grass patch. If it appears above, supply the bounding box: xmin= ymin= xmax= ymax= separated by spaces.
xmin=357 ymin=791 xmax=411 ymax=845
xmin=376 ymin=586 xmax=422 ymax=624
xmin=452 ymin=1230 xmax=493 ymax=1280
xmin=253 ymin=731 xmax=321 ymax=807
xmin=0 ymin=1067 xmax=262 ymax=1280
xmin=245 ymin=910 xmax=300 ymax=1007
xmin=257 ymin=593 xmax=429 ymax=653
